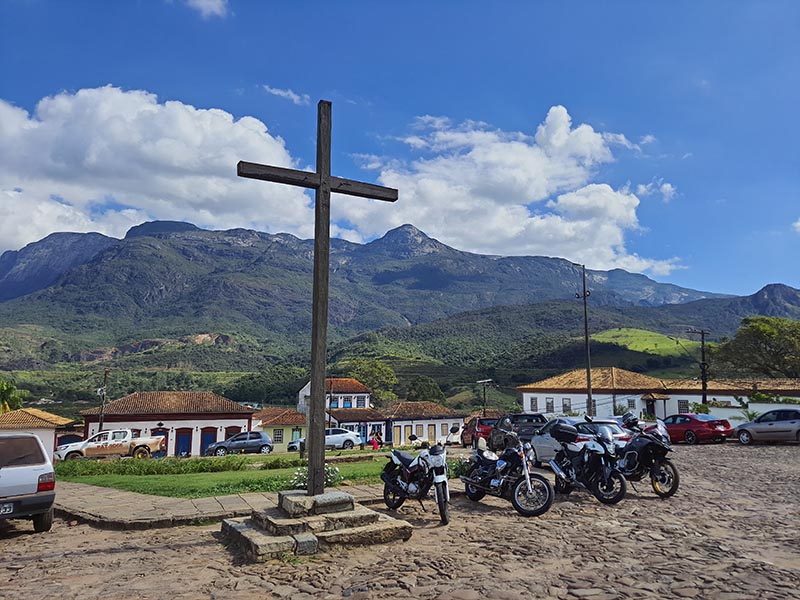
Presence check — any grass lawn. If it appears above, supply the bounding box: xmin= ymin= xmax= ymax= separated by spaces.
xmin=61 ymin=459 xmax=386 ymax=498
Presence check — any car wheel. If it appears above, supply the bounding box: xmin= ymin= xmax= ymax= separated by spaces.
xmin=215 ymin=447 xmax=227 ymax=456
xmin=132 ymin=446 xmax=150 ymax=459
xmin=684 ymin=430 xmax=697 ymax=445
xmin=343 ymin=440 xmax=354 ymax=450
xmin=33 ymin=508 xmax=53 ymax=533
xmin=738 ymin=430 xmax=753 ymax=445
xmin=259 ymin=445 xmax=271 ymax=454
xmin=65 ymin=452 xmax=83 ymax=461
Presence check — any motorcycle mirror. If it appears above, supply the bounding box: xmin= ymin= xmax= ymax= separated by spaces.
xmin=449 ymin=425 xmax=460 ymax=434
xmin=408 ymin=434 xmax=418 ymax=442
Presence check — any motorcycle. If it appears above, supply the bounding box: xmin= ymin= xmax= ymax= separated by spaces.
xmin=549 ymin=420 xmax=627 ymax=504
xmin=380 ymin=435 xmax=450 ymax=524
xmin=615 ymin=412 xmax=679 ymax=498
xmin=460 ymin=427 xmax=554 ymax=517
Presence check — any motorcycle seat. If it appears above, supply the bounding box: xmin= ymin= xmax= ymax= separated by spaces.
xmin=392 ymin=450 xmax=416 ymax=467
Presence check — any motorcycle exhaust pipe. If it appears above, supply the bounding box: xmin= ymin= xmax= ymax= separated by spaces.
xmin=549 ymin=459 xmax=568 ymax=480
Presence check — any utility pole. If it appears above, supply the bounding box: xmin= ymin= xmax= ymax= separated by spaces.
xmin=477 ymin=379 xmax=492 ymax=417
xmin=687 ymin=328 xmax=710 ymax=404
xmin=573 ymin=263 xmax=593 ymax=415
xmin=97 ymin=368 xmax=111 ymax=432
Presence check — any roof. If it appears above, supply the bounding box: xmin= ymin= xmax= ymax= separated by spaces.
xmin=467 ymin=408 xmax=507 ymax=419
xmin=80 ymin=391 xmax=254 ymax=416
xmin=381 ymin=401 xmax=464 ymax=420
xmin=661 ymin=378 xmax=800 ymax=395
xmin=517 ymin=368 xmax=666 ymax=393
xmin=0 ymin=408 xmax=74 ymax=430
xmin=641 ymin=393 xmax=671 ymax=401
xmin=254 ymin=407 xmax=306 ymax=426
xmin=324 ymin=378 xmax=371 ymax=394
xmin=329 ymin=408 xmax=386 ymax=423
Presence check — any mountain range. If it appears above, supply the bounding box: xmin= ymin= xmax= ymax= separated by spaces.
xmin=0 ymin=221 xmax=798 ymax=372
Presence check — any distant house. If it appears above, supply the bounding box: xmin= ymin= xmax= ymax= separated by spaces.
xmin=297 ymin=377 xmax=372 ymax=413
xmin=252 ymin=407 xmax=306 ymax=452
xmin=328 ymin=408 xmax=387 ymax=442
xmin=81 ymin=391 xmax=254 ymax=457
xmin=381 ymin=401 xmax=465 ymax=446
xmin=517 ymin=367 xmax=800 ymax=419
xmin=0 ymin=408 xmax=77 ymax=458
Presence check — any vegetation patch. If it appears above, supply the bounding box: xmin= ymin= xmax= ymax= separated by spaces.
xmin=55 ymin=455 xmax=249 ymax=477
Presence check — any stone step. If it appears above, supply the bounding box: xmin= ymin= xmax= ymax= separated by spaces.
xmin=316 ymin=513 xmax=412 ymax=547
xmin=252 ymin=504 xmax=380 ymax=536
xmin=278 ymin=489 xmax=355 ymax=516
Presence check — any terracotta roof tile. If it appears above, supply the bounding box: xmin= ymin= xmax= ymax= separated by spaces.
xmin=517 ymin=368 xmax=666 ymax=393
xmin=0 ymin=408 xmax=74 ymax=430
xmin=80 ymin=391 xmax=254 ymax=416
xmin=329 ymin=408 xmax=386 ymax=423
xmin=254 ymin=407 xmax=307 ymax=426
xmin=381 ymin=401 xmax=464 ymax=420
xmin=662 ymin=378 xmax=800 ymax=395
xmin=325 ymin=378 xmax=371 ymax=394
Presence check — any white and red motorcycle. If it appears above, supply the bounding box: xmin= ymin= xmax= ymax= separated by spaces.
xmin=380 ymin=435 xmax=450 ymax=525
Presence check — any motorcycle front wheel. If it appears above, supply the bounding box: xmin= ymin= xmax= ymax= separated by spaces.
xmin=511 ymin=474 xmax=554 ymax=517
xmin=592 ymin=471 xmax=627 ymax=505
xmin=650 ymin=459 xmax=680 ymax=498
xmin=434 ymin=481 xmax=450 ymax=525
xmin=383 ymin=482 xmax=405 ymax=509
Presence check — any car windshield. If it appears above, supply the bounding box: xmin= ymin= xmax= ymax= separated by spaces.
xmin=693 ymin=414 xmax=721 ymax=422
xmin=480 ymin=419 xmax=498 ymax=427
xmin=0 ymin=437 xmax=46 ymax=469
xmin=510 ymin=415 xmax=546 ymax=424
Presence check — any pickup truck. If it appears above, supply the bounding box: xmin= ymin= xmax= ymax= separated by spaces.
xmin=54 ymin=429 xmax=166 ymax=461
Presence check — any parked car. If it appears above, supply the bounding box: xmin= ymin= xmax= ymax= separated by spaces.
xmin=461 ymin=416 xmax=499 ymax=448
xmin=662 ymin=413 xmax=733 ymax=444
xmin=54 ymin=428 xmax=166 ymax=461
xmin=205 ymin=431 xmax=274 ymax=456
xmin=488 ymin=413 xmax=547 ymax=450
xmin=289 ymin=428 xmax=363 ymax=452
xmin=734 ymin=409 xmax=800 ymax=445
xmin=529 ymin=418 xmax=629 ymax=466
xmin=0 ymin=433 xmax=56 ymax=533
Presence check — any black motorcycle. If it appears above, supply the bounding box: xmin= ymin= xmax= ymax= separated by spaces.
xmin=616 ymin=412 xmax=679 ymax=498
xmin=549 ymin=421 xmax=626 ymax=505
xmin=460 ymin=422 xmax=554 ymax=517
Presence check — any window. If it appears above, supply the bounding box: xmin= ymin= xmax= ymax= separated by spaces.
xmin=273 ymin=429 xmax=284 ymax=443
xmin=89 ymin=432 xmax=109 ymax=443
xmin=628 ymin=398 xmax=636 ymax=410
xmin=546 ymin=397 xmax=554 ymax=413
xmin=344 ymin=396 xmax=353 ymax=409
xmin=678 ymin=400 xmax=690 ymax=414
xmin=0 ymin=437 xmax=45 ymax=466
xmin=441 ymin=423 xmax=448 ymax=436
xmin=112 ymin=431 xmax=127 ymax=441
xmin=231 ymin=433 xmax=248 ymax=442
xmin=291 ymin=428 xmax=302 ymax=441
xmin=356 ymin=397 xmax=366 ymax=408
xmin=330 ymin=399 xmax=339 ymax=408
xmin=758 ymin=412 xmax=779 ymax=423
xmin=130 ymin=429 xmax=141 ymax=437
xmin=529 ymin=396 xmax=538 ymax=412
xmin=416 ymin=424 xmax=423 ymax=437
xmin=663 ymin=416 xmax=675 ymax=425
xmin=562 ymin=398 xmax=571 ymax=413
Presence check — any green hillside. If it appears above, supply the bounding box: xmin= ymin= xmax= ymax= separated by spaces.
xmin=592 ymin=328 xmax=703 ymax=359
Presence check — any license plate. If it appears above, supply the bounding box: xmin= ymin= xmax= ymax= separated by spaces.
xmin=0 ymin=502 xmax=13 ymax=515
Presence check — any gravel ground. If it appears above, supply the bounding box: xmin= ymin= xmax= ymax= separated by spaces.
xmin=1 ymin=443 xmax=798 ymax=600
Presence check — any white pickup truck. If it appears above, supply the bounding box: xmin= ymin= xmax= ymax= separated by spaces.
xmin=54 ymin=429 xmax=166 ymax=461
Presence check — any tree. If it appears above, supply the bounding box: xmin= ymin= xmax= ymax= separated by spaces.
xmin=407 ymin=376 xmax=445 ymax=402
xmin=346 ymin=358 xmax=398 ymax=406
xmin=714 ymin=317 xmax=800 ymax=378
xmin=223 ymin=365 xmax=308 ymax=406
xmin=0 ymin=379 xmax=25 ymax=412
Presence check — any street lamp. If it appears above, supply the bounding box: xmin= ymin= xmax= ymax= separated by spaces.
xmin=572 ymin=263 xmax=593 ymax=416
xmin=476 ymin=379 xmax=492 ymax=417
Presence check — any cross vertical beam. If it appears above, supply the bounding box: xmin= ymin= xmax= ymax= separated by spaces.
xmin=308 ymin=102 xmax=331 ymax=495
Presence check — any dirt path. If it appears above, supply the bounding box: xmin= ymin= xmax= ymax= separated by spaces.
xmin=2 ymin=444 xmax=799 ymax=600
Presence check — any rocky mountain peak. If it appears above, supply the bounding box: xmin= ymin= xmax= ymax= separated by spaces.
xmin=125 ymin=221 xmax=201 ymax=239
xmin=366 ymin=224 xmax=451 ymax=258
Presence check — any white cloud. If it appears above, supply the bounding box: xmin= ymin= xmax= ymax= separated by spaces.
xmin=262 ymin=85 xmax=310 ymax=106
xmin=793 ymin=219 xmax=800 ymax=234
xmin=184 ymin=0 xmax=228 ymax=19
xmin=636 ymin=177 xmax=678 ymax=203
xmin=0 ymin=86 xmax=321 ymax=252
xmin=640 ymin=134 xmax=657 ymax=145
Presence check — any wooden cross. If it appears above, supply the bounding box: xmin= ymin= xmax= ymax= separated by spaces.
xmin=237 ymin=100 xmax=398 ymax=496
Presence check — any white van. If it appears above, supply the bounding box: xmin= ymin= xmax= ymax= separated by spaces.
xmin=0 ymin=433 xmax=56 ymax=533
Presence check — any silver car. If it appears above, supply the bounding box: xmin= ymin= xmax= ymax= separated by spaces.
xmin=735 ymin=409 xmax=800 ymax=445
xmin=529 ymin=418 xmax=630 ymax=466
xmin=290 ymin=428 xmax=363 ymax=451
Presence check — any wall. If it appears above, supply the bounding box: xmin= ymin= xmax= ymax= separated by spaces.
xmin=252 ymin=424 xmax=306 ymax=452
xmin=297 ymin=382 xmax=371 ymax=413
xmin=389 ymin=417 xmax=465 ymax=446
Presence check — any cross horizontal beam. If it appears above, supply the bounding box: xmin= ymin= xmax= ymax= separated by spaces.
xmin=238 ymin=161 xmax=398 ymax=203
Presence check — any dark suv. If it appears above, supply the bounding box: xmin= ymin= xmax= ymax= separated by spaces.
xmin=461 ymin=416 xmax=499 ymax=448
xmin=489 ymin=413 xmax=548 ymax=450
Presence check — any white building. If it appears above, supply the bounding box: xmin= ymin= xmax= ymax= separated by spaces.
xmin=381 ymin=401 xmax=465 ymax=446
xmin=81 ymin=391 xmax=253 ymax=457
xmin=297 ymin=377 xmax=372 ymax=413
xmin=517 ymin=367 xmax=800 ymax=420
xmin=0 ymin=408 xmax=77 ymax=459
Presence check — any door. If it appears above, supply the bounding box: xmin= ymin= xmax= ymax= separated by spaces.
xmin=224 ymin=426 xmax=241 ymax=441
xmin=84 ymin=431 xmax=110 ymax=457
xmin=774 ymin=410 xmax=799 ymax=440
xmin=150 ymin=428 xmax=169 ymax=456
xmin=752 ymin=411 xmax=780 ymax=440
xmin=393 ymin=426 xmax=401 ymax=445
xmin=175 ymin=428 xmax=193 ymax=457
xmin=200 ymin=428 xmax=218 ymax=455
xmin=428 ymin=424 xmax=436 ymax=442
xmin=107 ymin=430 xmax=129 ymax=456
xmin=244 ymin=432 xmax=264 ymax=453
xmin=228 ymin=433 xmax=249 ymax=452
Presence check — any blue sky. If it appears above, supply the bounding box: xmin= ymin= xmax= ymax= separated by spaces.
xmin=1 ymin=0 xmax=798 ymax=296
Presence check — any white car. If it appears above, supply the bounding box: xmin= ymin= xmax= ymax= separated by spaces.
xmin=289 ymin=428 xmax=363 ymax=451
xmin=0 ymin=433 xmax=56 ymax=533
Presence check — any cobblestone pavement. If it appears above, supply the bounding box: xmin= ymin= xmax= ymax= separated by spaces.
xmin=2 ymin=444 xmax=798 ymax=600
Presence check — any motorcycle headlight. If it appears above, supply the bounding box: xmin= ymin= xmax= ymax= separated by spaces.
xmin=428 ymin=453 xmax=446 ymax=468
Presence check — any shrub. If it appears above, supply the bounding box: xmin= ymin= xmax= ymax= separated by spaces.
xmin=260 ymin=457 xmax=306 ymax=470
xmin=289 ymin=464 xmax=342 ymax=489
xmin=55 ymin=455 xmax=249 ymax=477
xmin=689 ymin=403 xmax=709 ymax=414
xmin=448 ymin=458 xmax=471 ymax=478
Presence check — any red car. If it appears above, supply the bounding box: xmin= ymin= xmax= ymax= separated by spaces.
xmin=663 ymin=413 xmax=733 ymax=444
xmin=461 ymin=416 xmax=498 ymax=448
